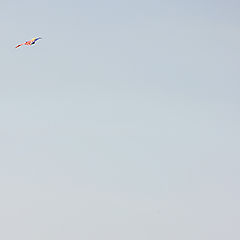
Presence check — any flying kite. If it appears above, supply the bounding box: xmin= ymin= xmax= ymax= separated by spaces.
xmin=15 ymin=37 xmax=42 ymax=48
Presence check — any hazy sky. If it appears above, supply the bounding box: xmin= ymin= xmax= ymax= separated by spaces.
xmin=0 ymin=1 xmax=240 ymax=239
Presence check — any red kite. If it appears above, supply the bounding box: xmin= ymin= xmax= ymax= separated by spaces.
xmin=16 ymin=37 xmax=42 ymax=48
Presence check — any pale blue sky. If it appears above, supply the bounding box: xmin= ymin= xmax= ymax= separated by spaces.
xmin=0 ymin=1 xmax=240 ymax=239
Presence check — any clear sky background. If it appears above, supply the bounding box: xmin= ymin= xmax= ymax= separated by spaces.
xmin=0 ymin=0 xmax=240 ymax=239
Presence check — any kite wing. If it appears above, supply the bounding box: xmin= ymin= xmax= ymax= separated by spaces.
xmin=31 ymin=37 xmax=42 ymax=45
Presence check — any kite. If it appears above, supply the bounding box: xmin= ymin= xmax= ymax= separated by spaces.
xmin=15 ymin=37 xmax=42 ymax=48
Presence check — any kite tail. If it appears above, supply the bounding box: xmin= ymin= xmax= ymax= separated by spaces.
xmin=15 ymin=44 xmax=23 ymax=48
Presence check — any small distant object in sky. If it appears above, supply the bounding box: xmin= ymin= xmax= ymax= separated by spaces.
xmin=15 ymin=37 xmax=42 ymax=48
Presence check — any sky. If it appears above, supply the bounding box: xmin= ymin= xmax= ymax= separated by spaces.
xmin=0 ymin=0 xmax=240 ymax=239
